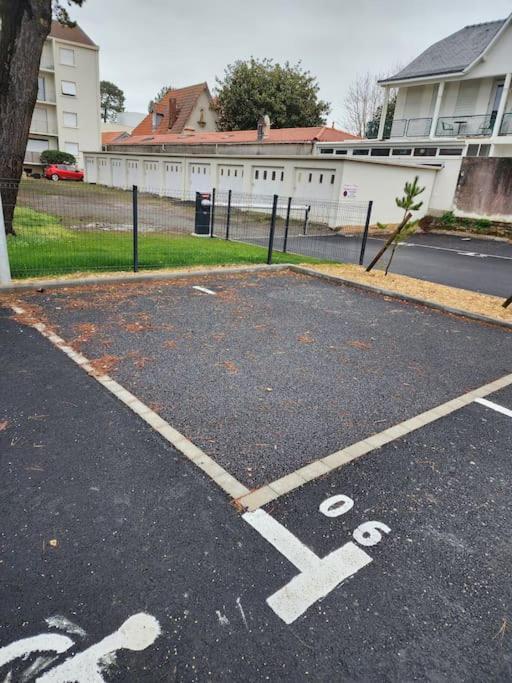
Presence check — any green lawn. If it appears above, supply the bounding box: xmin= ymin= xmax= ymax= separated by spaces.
xmin=8 ymin=207 xmax=325 ymax=279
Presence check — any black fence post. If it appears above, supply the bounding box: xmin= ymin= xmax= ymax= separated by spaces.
xmin=359 ymin=200 xmax=373 ymax=266
xmin=283 ymin=196 xmax=292 ymax=253
xmin=225 ymin=189 xmax=232 ymax=240
xmin=132 ymin=184 xmax=139 ymax=272
xmin=210 ymin=187 xmax=216 ymax=238
xmin=267 ymin=194 xmax=278 ymax=265
xmin=302 ymin=205 xmax=311 ymax=235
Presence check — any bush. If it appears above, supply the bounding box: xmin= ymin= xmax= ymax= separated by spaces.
xmin=474 ymin=218 xmax=492 ymax=230
xmin=40 ymin=150 xmax=76 ymax=166
xmin=439 ymin=211 xmax=456 ymax=226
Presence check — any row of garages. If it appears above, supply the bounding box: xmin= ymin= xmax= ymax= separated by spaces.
xmin=83 ymin=152 xmax=439 ymax=225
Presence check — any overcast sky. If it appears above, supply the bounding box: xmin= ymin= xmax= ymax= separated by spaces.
xmin=72 ymin=0 xmax=512 ymax=128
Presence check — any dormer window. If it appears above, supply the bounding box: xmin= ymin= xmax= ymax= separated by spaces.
xmin=198 ymin=108 xmax=206 ymax=128
xmin=152 ymin=111 xmax=164 ymax=131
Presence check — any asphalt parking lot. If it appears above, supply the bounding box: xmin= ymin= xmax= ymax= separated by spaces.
xmin=1 ymin=270 xmax=511 ymax=681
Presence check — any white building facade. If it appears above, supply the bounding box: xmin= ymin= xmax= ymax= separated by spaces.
xmin=316 ymin=14 xmax=512 ymax=218
xmin=82 ymin=150 xmax=438 ymax=226
xmin=25 ymin=21 xmax=101 ymax=173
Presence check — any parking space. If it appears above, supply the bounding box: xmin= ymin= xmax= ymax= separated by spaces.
xmin=10 ymin=270 xmax=511 ymax=489
xmin=1 ymin=308 xmax=511 ymax=680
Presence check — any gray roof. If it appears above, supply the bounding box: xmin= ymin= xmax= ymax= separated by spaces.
xmin=381 ymin=19 xmax=507 ymax=83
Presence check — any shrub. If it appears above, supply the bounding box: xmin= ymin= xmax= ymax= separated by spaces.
xmin=474 ymin=218 xmax=492 ymax=230
xmin=439 ymin=211 xmax=456 ymax=226
xmin=40 ymin=150 xmax=76 ymax=166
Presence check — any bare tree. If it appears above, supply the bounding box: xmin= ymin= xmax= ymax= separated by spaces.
xmin=342 ymin=72 xmax=383 ymax=138
xmin=342 ymin=68 xmax=401 ymax=138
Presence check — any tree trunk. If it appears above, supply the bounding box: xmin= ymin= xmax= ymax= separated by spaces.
xmin=384 ymin=242 xmax=398 ymax=276
xmin=365 ymin=212 xmax=412 ymax=273
xmin=0 ymin=0 xmax=52 ymax=234
xmin=503 ymin=294 xmax=512 ymax=309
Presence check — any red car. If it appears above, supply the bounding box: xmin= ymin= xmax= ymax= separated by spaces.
xmin=44 ymin=164 xmax=84 ymax=181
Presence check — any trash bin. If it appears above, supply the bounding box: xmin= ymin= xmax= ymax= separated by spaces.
xmin=194 ymin=192 xmax=211 ymax=235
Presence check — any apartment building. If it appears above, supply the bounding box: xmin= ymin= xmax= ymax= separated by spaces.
xmin=316 ymin=14 xmax=512 ymax=217
xmin=25 ymin=21 xmax=101 ymax=173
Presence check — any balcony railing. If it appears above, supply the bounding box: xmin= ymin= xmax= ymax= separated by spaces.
xmin=436 ymin=114 xmax=495 ymax=137
xmin=499 ymin=113 xmax=512 ymax=136
xmin=366 ymin=117 xmax=432 ymax=139
xmin=24 ymin=151 xmax=43 ymax=164
xmin=30 ymin=119 xmax=58 ymax=135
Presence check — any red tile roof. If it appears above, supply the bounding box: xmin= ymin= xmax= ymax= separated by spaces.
xmin=116 ymin=126 xmax=359 ymax=146
xmin=101 ymin=131 xmax=127 ymax=145
xmin=49 ymin=21 xmax=96 ymax=47
xmin=131 ymin=83 xmax=212 ymax=136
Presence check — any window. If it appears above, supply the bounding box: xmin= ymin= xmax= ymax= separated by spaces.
xmin=61 ymin=80 xmax=77 ymax=96
xmin=255 ymin=170 xmax=259 ymax=179
xmin=371 ymin=148 xmax=390 ymax=156
xmin=308 ymin=173 xmax=312 ymax=183
xmin=330 ymin=174 xmax=335 ymax=184
xmin=319 ymin=174 xmax=323 ymax=184
xmin=37 ymin=76 xmax=46 ymax=101
xmin=479 ymin=144 xmax=491 ymax=157
xmin=353 ymin=149 xmax=369 ymax=156
xmin=227 ymin=169 xmax=231 ymax=176
xmin=263 ymin=170 xmax=267 ymax=180
xmin=280 ymin=171 xmax=284 ymax=181
xmin=335 ymin=149 xmax=348 ymax=155
xmin=63 ymin=111 xmax=77 ymax=128
xmin=271 ymin=171 xmax=276 ymax=180
xmin=220 ymin=168 xmax=224 ymax=175
xmin=320 ymin=148 xmax=333 ymax=154
xmin=413 ymin=147 xmax=437 ymax=157
xmin=439 ymin=148 xmax=463 ymax=156
xmin=203 ymin=167 xmax=206 ymax=174
xmin=234 ymin=169 xmax=237 ymax=177
xmin=59 ymin=47 xmax=75 ymax=66
xmin=65 ymin=141 xmax=79 ymax=157
xmin=392 ymin=148 xmax=412 ymax=156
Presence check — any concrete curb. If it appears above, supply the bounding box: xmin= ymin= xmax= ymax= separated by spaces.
xmin=0 ymin=263 xmax=290 ymax=293
xmin=289 ymin=265 xmax=512 ymax=331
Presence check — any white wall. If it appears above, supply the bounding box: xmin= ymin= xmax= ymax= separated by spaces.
xmin=84 ymin=151 xmax=439 ymax=226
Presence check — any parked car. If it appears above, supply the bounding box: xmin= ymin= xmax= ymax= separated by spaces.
xmin=44 ymin=164 xmax=84 ymax=181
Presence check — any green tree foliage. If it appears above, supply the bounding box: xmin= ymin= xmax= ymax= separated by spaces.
xmin=100 ymin=80 xmax=125 ymax=122
xmin=40 ymin=149 xmax=76 ymax=165
xmin=365 ymin=93 xmax=397 ymax=138
xmin=215 ymin=58 xmax=330 ymax=131
xmin=148 ymin=85 xmax=174 ymax=112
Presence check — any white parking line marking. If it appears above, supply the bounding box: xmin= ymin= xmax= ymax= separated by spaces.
xmin=192 ymin=285 xmax=216 ymax=295
xmin=243 ymin=509 xmax=318 ymax=572
xmin=243 ymin=498 xmax=390 ymax=624
xmin=474 ymin=397 xmax=512 ymax=418
xmin=368 ymin=238 xmax=512 ymax=261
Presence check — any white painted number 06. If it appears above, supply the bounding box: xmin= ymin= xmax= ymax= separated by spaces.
xmin=319 ymin=494 xmax=390 ymax=547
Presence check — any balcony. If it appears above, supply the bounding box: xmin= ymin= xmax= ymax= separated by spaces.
xmin=30 ymin=119 xmax=58 ymax=135
xmin=435 ymin=114 xmax=496 ymax=137
xmin=366 ymin=117 xmax=432 ymax=139
xmin=24 ymin=151 xmax=43 ymax=164
xmin=499 ymin=113 xmax=512 ymax=136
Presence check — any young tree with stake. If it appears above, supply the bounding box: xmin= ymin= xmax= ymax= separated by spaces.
xmin=366 ymin=177 xmax=425 ymax=275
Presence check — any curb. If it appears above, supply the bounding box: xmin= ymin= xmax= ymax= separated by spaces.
xmin=0 ymin=263 xmax=290 ymax=293
xmin=289 ymin=265 xmax=512 ymax=331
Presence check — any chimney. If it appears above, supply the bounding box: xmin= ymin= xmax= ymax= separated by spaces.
xmin=168 ymin=97 xmax=177 ymax=129
xmin=257 ymin=114 xmax=271 ymax=142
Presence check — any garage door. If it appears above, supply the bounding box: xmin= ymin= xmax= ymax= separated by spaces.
xmin=111 ymin=159 xmax=125 ymax=188
xmin=188 ymin=163 xmax=211 ymax=194
xmin=127 ymin=160 xmax=140 ymax=188
xmin=98 ymin=158 xmax=110 ymax=185
xmin=218 ymin=165 xmax=244 ymax=194
xmin=163 ymin=162 xmax=183 ymax=198
xmin=294 ymin=169 xmax=336 ymax=201
xmin=251 ymin=166 xmax=285 ymax=197
xmin=143 ymin=161 xmax=161 ymax=193
xmin=85 ymin=157 xmax=97 ymax=183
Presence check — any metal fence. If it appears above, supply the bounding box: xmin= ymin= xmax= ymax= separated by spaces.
xmin=2 ymin=177 xmax=372 ymax=279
